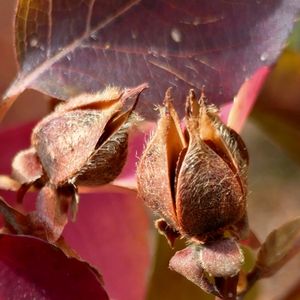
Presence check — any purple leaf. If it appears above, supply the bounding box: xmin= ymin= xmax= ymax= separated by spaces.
xmin=2 ymin=0 xmax=299 ymax=119
xmin=0 ymin=234 xmax=109 ymax=300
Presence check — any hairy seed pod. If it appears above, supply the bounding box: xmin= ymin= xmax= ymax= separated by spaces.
xmin=12 ymin=84 xmax=147 ymax=189
xmin=137 ymin=89 xmax=248 ymax=243
xmin=7 ymin=84 xmax=146 ymax=242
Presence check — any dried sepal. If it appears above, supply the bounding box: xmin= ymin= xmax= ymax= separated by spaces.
xmin=75 ymin=114 xmax=136 ymax=186
xmin=169 ymin=246 xmax=220 ymax=296
xmin=5 ymin=84 xmax=147 ymax=244
xmin=155 ymin=219 xmax=180 ymax=248
xmin=32 ymin=109 xmax=118 ymax=186
xmin=0 ymin=175 xmax=21 ymax=192
xmin=199 ymin=239 xmax=244 ymax=278
xmin=0 ymin=184 xmax=74 ymax=243
xmin=176 ymin=128 xmax=245 ymax=239
xmin=0 ymin=196 xmax=29 ymax=234
xmin=55 ymin=86 xmax=122 ymax=112
xmin=29 ymin=184 xmax=75 ymax=242
xmin=137 ymin=88 xmax=249 ymax=294
xmin=11 ymin=147 xmax=43 ymax=185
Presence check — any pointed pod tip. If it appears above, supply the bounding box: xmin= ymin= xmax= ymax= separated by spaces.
xmin=163 ymin=87 xmax=173 ymax=104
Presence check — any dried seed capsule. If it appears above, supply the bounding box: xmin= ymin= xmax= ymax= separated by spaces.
xmin=137 ymin=89 xmax=248 ymax=242
xmin=12 ymin=84 xmax=146 ymax=189
xmin=7 ymin=84 xmax=146 ymax=242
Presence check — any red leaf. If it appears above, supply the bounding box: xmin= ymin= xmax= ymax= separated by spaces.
xmin=0 ymin=121 xmax=34 ymax=175
xmin=227 ymin=67 xmax=270 ymax=132
xmin=2 ymin=1 xmax=299 ymax=119
xmin=63 ymin=190 xmax=151 ymax=300
xmin=0 ymin=234 xmax=108 ymax=299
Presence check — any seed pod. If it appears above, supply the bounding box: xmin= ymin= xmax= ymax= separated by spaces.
xmin=7 ymin=84 xmax=146 ymax=242
xmin=12 ymin=84 xmax=146 ymax=189
xmin=137 ymin=89 xmax=248 ymax=243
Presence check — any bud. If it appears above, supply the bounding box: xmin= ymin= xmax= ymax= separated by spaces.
xmin=137 ymin=89 xmax=248 ymax=243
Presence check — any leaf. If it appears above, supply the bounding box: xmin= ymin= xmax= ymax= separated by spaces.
xmin=0 ymin=121 xmax=34 ymax=175
xmin=255 ymin=217 xmax=300 ymax=278
xmin=0 ymin=233 xmax=109 ymax=299
xmin=2 ymin=0 xmax=300 ymax=120
xmin=227 ymin=67 xmax=270 ymax=133
xmin=63 ymin=189 xmax=151 ymax=300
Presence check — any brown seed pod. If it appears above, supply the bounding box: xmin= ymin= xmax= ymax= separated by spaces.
xmin=137 ymin=88 xmax=248 ymax=244
xmin=12 ymin=84 xmax=147 ymax=189
xmin=7 ymin=84 xmax=147 ymax=242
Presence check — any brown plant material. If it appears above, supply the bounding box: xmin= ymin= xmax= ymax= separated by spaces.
xmin=169 ymin=245 xmax=220 ymax=296
xmin=3 ymin=84 xmax=147 ymax=243
xmin=0 ymin=190 xmax=71 ymax=243
xmin=29 ymin=84 xmax=146 ymax=187
xmin=137 ymin=89 xmax=248 ymax=242
xmin=199 ymin=239 xmax=244 ymax=278
xmin=137 ymin=89 xmax=249 ymax=297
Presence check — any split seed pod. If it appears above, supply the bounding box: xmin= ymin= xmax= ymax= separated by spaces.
xmin=137 ymin=89 xmax=249 ymax=292
xmin=8 ymin=84 xmax=146 ymax=242
xmin=13 ymin=84 xmax=147 ymax=190
xmin=137 ymin=89 xmax=249 ymax=244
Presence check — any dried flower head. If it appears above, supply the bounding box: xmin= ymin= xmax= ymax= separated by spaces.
xmin=137 ymin=88 xmax=248 ymax=243
xmin=14 ymin=84 xmax=146 ymax=189
xmin=137 ymin=88 xmax=249 ymax=295
xmin=7 ymin=84 xmax=147 ymax=242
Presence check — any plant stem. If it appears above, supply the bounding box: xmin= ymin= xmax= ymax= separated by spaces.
xmin=215 ymin=275 xmax=239 ymax=300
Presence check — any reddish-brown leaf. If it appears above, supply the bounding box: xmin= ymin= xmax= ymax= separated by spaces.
xmin=2 ymin=0 xmax=300 ymax=119
xmin=255 ymin=217 xmax=300 ymax=278
xmin=0 ymin=121 xmax=34 ymax=174
xmin=0 ymin=234 xmax=108 ymax=300
xmin=63 ymin=189 xmax=151 ymax=300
